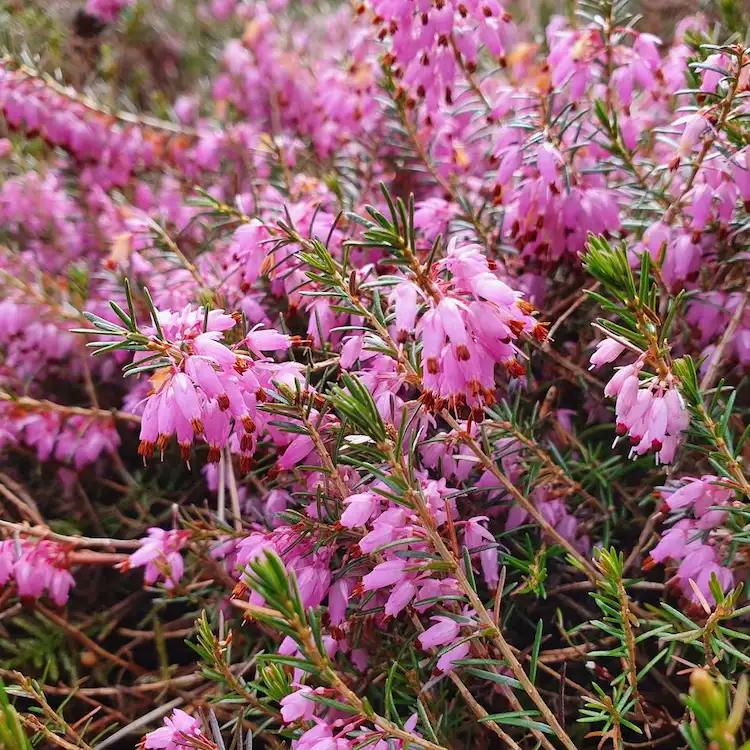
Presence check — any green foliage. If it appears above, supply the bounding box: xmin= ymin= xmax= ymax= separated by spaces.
xmin=658 ymin=582 xmax=750 ymax=672
xmin=0 ymin=680 xmax=33 ymax=750
xmin=0 ymin=613 xmax=78 ymax=684
xmin=682 ymin=670 xmax=750 ymax=750
xmin=672 ymin=356 xmax=748 ymax=491
xmin=582 ymin=234 xmax=686 ymax=354
xmin=328 ymin=373 xmax=388 ymax=445
xmin=580 ymin=548 xmax=668 ymax=746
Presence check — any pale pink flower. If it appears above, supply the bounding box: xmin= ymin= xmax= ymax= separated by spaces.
xmin=142 ymin=709 xmax=204 ymax=750
xmin=126 ymin=528 xmax=188 ymax=589
xmin=589 ymin=338 xmax=626 ymax=370
xmin=280 ymin=686 xmax=317 ymax=723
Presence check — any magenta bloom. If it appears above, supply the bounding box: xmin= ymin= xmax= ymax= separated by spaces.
xmin=589 ymin=338 xmax=626 ymax=370
xmin=362 ymin=559 xmax=407 ymax=592
xmin=663 ymin=476 xmax=732 ymax=518
xmin=280 ymin=686 xmax=316 ymax=723
xmin=340 ymin=492 xmax=378 ymax=528
xmin=418 ymin=616 xmax=461 ymax=649
xmin=0 ymin=540 xmax=15 ymax=586
xmin=142 ymin=709 xmax=203 ymax=750
xmin=127 ymin=528 xmax=188 ymax=589
xmin=605 ymin=356 xmax=688 ymax=464
xmin=3 ymin=541 xmax=75 ymax=606
xmin=436 ymin=641 xmax=470 ymax=674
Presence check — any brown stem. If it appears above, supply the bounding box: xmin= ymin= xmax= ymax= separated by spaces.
xmin=0 ymin=519 xmax=142 ymax=549
xmin=35 ymin=604 xmax=147 ymax=677
xmin=487 ymin=419 xmax=608 ymax=514
xmin=694 ymin=403 xmax=750 ymax=495
xmin=234 ymin=601 xmax=450 ymax=750
xmin=385 ymin=446 xmax=578 ymax=750
xmin=440 ymin=412 xmax=599 ymax=583
xmin=0 ymin=391 xmax=141 ymax=424
xmin=300 ymin=408 xmax=350 ymax=500
xmin=617 ymin=575 xmax=644 ymax=718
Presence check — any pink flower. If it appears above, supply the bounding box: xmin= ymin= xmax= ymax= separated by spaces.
xmin=340 ymin=492 xmax=377 ymax=528
xmin=384 ymin=578 xmax=417 ymax=617
xmin=0 ymin=540 xmax=16 ymax=585
xmin=127 ymin=528 xmax=188 ymax=589
xmin=589 ymin=338 xmax=626 ymax=370
xmin=173 ymin=373 xmax=206 ymax=434
xmin=663 ymin=476 xmax=732 ymax=518
xmin=362 ymin=559 xmax=407 ymax=591
xmin=193 ymin=333 xmax=237 ymax=368
xmin=278 ymin=434 xmax=315 ymax=470
xmin=700 ymin=53 xmax=728 ymax=93
xmin=294 ymin=723 xmax=353 ymax=750
xmin=605 ymin=357 xmax=687 ymax=464
xmin=464 ymin=517 xmax=499 ymax=589
xmin=142 ymin=709 xmax=203 ymax=750
xmin=244 ymin=327 xmax=291 ymax=356
xmin=436 ymin=641 xmax=470 ymax=673
xmin=677 ymin=115 xmax=707 ymax=159
xmin=418 ymin=616 xmax=460 ymax=649
xmin=86 ymin=0 xmax=134 ymax=22
xmin=603 ymin=363 xmax=638 ymax=398
xmin=649 ymin=520 xmax=692 ymax=564
xmin=280 ymin=686 xmax=316 ymax=723
xmin=7 ymin=541 xmax=74 ymax=606
xmin=328 ymin=578 xmax=354 ymax=625
xmin=392 ymin=282 xmax=420 ymax=342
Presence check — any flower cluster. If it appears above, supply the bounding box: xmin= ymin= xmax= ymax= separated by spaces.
xmin=123 ymin=528 xmax=190 ymax=590
xmin=648 ymin=476 xmax=735 ymax=604
xmin=403 ymin=238 xmax=545 ymax=414
xmin=1 ymin=0 xmax=750 ymax=748
xmin=0 ymin=539 xmax=75 ymax=606
xmin=134 ymin=305 xmax=294 ymax=467
xmin=601 ymin=353 xmax=689 ymax=464
xmin=141 ymin=709 xmax=210 ymax=750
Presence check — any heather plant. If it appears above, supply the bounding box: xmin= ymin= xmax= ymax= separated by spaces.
xmin=2 ymin=0 xmax=750 ymax=748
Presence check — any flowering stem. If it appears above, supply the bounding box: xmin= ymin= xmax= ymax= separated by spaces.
xmin=384 ymin=447 xmax=579 ymax=750
xmin=449 ymin=36 xmax=492 ymax=113
xmin=393 ymin=98 xmax=493 ymax=251
xmin=440 ymin=412 xmax=600 ymax=583
xmin=6 ymin=57 xmax=197 ymax=137
xmin=693 ymin=404 xmax=750 ymax=495
xmin=299 ymin=408 xmax=350 ymax=500
xmin=234 ymin=600 xmax=450 ymax=750
xmin=147 ymin=220 xmax=213 ymax=298
xmin=287 ymin=230 xmax=600 ymax=578
xmin=663 ymin=52 xmax=743 ymax=226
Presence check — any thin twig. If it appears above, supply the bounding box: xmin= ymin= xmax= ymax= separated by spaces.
xmin=0 ymin=391 xmax=141 ymax=424
xmin=223 ymin=446 xmax=243 ymax=532
xmin=0 ymin=520 xmax=141 ymax=549
xmin=93 ymin=697 xmax=184 ymax=750
xmin=35 ymin=604 xmax=147 ymax=677
xmin=700 ymin=276 xmax=750 ymax=392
